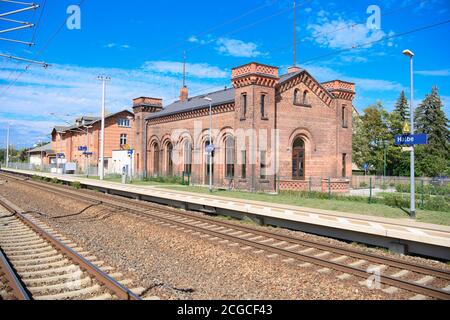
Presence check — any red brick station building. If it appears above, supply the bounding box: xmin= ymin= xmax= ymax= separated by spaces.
xmin=50 ymin=62 xmax=355 ymax=193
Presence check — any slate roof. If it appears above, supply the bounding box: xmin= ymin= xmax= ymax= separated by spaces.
xmin=52 ymin=110 xmax=133 ymax=134
xmin=27 ymin=143 xmax=53 ymax=154
xmin=146 ymin=70 xmax=305 ymax=121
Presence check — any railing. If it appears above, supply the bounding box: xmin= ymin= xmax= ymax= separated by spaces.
xmin=352 ymin=175 xmax=449 ymax=189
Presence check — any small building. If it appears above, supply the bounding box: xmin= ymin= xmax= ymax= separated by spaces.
xmin=50 ymin=110 xmax=135 ymax=174
xmin=27 ymin=143 xmax=54 ymax=167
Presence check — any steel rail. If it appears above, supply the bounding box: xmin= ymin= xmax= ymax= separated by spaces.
xmin=9 ymin=173 xmax=450 ymax=281
xmin=2 ymin=172 xmax=450 ymax=300
xmin=0 ymin=196 xmax=141 ymax=300
xmin=0 ymin=248 xmax=30 ymax=300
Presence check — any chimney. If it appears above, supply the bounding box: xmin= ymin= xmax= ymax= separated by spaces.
xmin=180 ymin=86 xmax=188 ymax=102
xmin=288 ymin=66 xmax=301 ymax=73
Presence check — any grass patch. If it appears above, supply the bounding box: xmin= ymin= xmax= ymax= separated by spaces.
xmin=162 ymin=185 xmax=450 ymax=226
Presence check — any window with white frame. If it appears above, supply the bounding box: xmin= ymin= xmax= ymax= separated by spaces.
xmin=120 ymin=134 xmax=127 ymax=145
xmin=118 ymin=118 xmax=131 ymax=127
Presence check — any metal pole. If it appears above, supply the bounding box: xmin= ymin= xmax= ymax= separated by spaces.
xmin=129 ymin=120 xmax=133 ymax=182
xmin=6 ymin=123 xmax=10 ymax=167
xmin=40 ymin=140 xmax=43 ymax=169
xmin=384 ymin=141 xmax=387 ymax=178
xmin=98 ymin=76 xmax=110 ymax=180
xmin=409 ymin=56 xmax=416 ymax=219
xmin=209 ymin=101 xmax=213 ymax=193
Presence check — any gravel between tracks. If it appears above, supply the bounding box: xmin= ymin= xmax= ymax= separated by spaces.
xmin=1 ymin=178 xmax=448 ymax=300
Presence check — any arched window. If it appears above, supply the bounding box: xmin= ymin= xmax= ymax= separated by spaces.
xmin=152 ymin=143 xmax=159 ymax=176
xmin=342 ymin=105 xmax=348 ymax=128
xmin=241 ymin=93 xmax=247 ymax=119
xmin=260 ymin=94 xmax=267 ymax=119
xmin=225 ymin=136 xmax=235 ymax=178
xmin=166 ymin=142 xmax=173 ymax=176
xmin=294 ymin=89 xmax=300 ymax=104
xmin=292 ymin=137 xmax=305 ymax=180
xmin=302 ymin=90 xmax=309 ymax=105
xmin=184 ymin=140 xmax=192 ymax=175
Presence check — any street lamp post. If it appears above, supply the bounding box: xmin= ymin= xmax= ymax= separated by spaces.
xmin=98 ymin=76 xmax=111 ymax=180
xmin=5 ymin=123 xmax=10 ymax=168
xmin=403 ymin=49 xmax=416 ymax=219
xmin=204 ymin=97 xmax=213 ymax=193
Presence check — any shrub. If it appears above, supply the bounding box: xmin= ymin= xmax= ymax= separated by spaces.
xmin=382 ymin=193 xmax=410 ymax=208
xmin=359 ymin=182 xmax=368 ymax=188
xmin=396 ymin=183 xmax=450 ymax=196
xmin=145 ymin=175 xmax=183 ymax=184
xmin=31 ymin=175 xmax=42 ymax=181
xmin=380 ymin=183 xmax=388 ymax=190
xmin=51 ymin=177 xmax=59 ymax=184
xmin=389 ymin=182 xmax=396 ymax=187
xmin=422 ymin=196 xmax=450 ymax=212
xmin=72 ymin=181 xmax=82 ymax=189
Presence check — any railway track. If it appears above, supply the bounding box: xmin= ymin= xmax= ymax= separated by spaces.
xmin=1 ymin=172 xmax=450 ymax=300
xmin=0 ymin=195 xmax=142 ymax=300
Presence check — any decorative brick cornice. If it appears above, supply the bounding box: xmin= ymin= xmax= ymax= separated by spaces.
xmin=148 ymin=103 xmax=235 ymax=125
xmin=327 ymin=89 xmax=356 ymax=101
xmin=321 ymin=80 xmax=355 ymax=101
xmin=133 ymin=105 xmax=163 ymax=114
xmin=232 ymin=62 xmax=279 ymax=89
xmin=278 ymin=71 xmax=334 ymax=107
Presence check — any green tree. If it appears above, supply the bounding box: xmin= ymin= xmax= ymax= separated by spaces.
xmin=414 ymin=86 xmax=450 ymax=176
xmin=356 ymin=102 xmax=390 ymax=174
xmin=390 ymin=90 xmax=410 ymax=135
xmin=352 ymin=111 xmax=369 ymax=169
xmin=388 ymin=91 xmax=411 ymax=176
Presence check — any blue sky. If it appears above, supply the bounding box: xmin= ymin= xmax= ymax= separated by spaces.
xmin=0 ymin=0 xmax=449 ymax=148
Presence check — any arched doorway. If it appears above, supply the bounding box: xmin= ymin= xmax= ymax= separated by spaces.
xmin=292 ymin=137 xmax=305 ymax=180
xmin=224 ymin=136 xmax=235 ymax=178
xmin=183 ymin=140 xmax=192 ymax=175
xmin=152 ymin=142 xmax=159 ymax=176
xmin=205 ymin=140 xmax=214 ymax=185
xmin=166 ymin=142 xmax=173 ymax=176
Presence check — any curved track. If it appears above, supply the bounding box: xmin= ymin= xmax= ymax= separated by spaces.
xmin=1 ymin=172 xmax=450 ymax=300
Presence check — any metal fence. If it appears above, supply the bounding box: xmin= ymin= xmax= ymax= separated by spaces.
xmin=351 ymin=175 xmax=450 ymax=189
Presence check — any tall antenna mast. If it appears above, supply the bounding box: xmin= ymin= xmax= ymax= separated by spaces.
xmin=182 ymin=50 xmax=186 ymax=87
xmin=293 ymin=1 xmax=297 ymax=67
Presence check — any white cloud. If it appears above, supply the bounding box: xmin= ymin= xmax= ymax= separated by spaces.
xmin=307 ymin=10 xmax=395 ymax=51
xmin=188 ymin=36 xmax=198 ymax=43
xmin=308 ymin=19 xmax=387 ymax=50
xmin=142 ymin=61 xmax=227 ymax=79
xmin=216 ymin=38 xmax=262 ymax=58
xmin=415 ymin=69 xmax=450 ymax=77
xmin=103 ymin=43 xmax=132 ymax=49
xmin=0 ymin=60 xmax=228 ymax=146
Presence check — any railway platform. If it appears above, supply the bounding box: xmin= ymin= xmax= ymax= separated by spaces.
xmin=1 ymin=168 xmax=449 ymax=260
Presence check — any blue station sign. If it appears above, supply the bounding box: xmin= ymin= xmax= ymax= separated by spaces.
xmin=394 ymin=134 xmax=428 ymax=146
xmin=78 ymin=146 xmax=88 ymax=151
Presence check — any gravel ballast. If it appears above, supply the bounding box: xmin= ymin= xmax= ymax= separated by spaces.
xmin=1 ymin=178 xmax=448 ymax=300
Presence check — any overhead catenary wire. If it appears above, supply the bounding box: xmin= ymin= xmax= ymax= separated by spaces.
xmin=151 ymin=0 xmax=281 ymax=58
xmin=299 ymin=19 xmax=450 ymax=66
xmin=0 ymin=0 xmax=87 ymax=97
xmin=30 ymin=0 xmax=47 ymax=44
xmin=270 ymin=0 xmax=432 ymax=53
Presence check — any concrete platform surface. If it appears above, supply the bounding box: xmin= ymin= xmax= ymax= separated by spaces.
xmin=2 ymin=168 xmax=449 ymax=259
